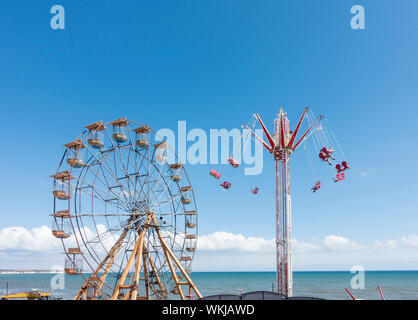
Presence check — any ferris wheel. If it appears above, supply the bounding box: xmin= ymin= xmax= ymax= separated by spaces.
xmin=50 ymin=117 xmax=201 ymax=300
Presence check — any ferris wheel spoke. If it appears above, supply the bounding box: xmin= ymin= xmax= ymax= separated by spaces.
xmin=148 ymin=175 xmax=176 ymax=211
xmin=147 ymin=165 xmax=167 ymax=199
xmin=147 ymin=178 xmax=178 ymax=215
xmin=89 ymin=147 xmax=133 ymax=204
xmin=88 ymin=148 xmax=137 ymax=209
xmin=148 ymin=167 xmax=186 ymax=214
xmin=78 ymin=153 xmax=132 ymax=210
xmin=102 ymin=147 xmax=150 ymax=211
xmin=78 ymin=221 xmax=123 ymax=259
xmin=76 ymin=213 xmax=132 ymax=217
xmin=75 ymin=181 xmax=129 ymax=213
xmin=103 ymin=129 xmax=143 ymax=202
xmin=133 ymin=150 xmax=154 ymax=207
xmin=150 ymin=193 xmax=186 ymax=216
xmin=133 ymin=149 xmax=148 ymax=198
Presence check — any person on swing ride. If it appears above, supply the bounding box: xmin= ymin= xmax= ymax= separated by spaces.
xmin=335 ymin=161 xmax=350 ymax=173
xmin=319 ymin=147 xmax=335 ymax=165
xmin=251 ymin=187 xmax=259 ymax=195
xmin=321 ymin=147 xmax=335 ymax=159
xmin=227 ymin=156 xmax=239 ymax=168
xmin=209 ymin=169 xmax=221 ymax=179
xmin=311 ymin=181 xmax=321 ymax=192
xmin=220 ymin=181 xmax=231 ymax=190
xmin=319 ymin=152 xmax=332 ymax=165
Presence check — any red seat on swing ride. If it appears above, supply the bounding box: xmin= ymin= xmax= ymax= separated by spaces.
xmin=335 ymin=161 xmax=350 ymax=173
xmin=209 ymin=169 xmax=221 ymax=179
xmin=251 ymin=187 xmax=259 ymax=194
xmin=227 ymin=156 xmax=239 ymax=168
xmin=319 ymin=147 xmax=335 ymax=165
xmin=334 ymin=172 xmax=346 ymax=183
xmin=220 ymin=181 xmax=231 ymax=190
xmin=321 ymin=147 xmax=335 ymax=158
xmin=311 ymin=181 xmax=321 ymax=192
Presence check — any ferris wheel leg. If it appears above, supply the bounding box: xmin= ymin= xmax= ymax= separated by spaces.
xmin=74 ymin=212 xmax=202 ymax=300
xmin=129 ymin=230 xmax=146 ymax=300
xmin=111 ymin=216 xmax=151 ymax=300
xmin=143 ymin=242 xmax=166 ymax=299
xmin=152 ymin=214 xmax=203 ymax=300
xmin=73 ymin=227 xmax=131 ymax=300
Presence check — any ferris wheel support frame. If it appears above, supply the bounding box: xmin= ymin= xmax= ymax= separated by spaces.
xmin=73 ymin=222 xmax=132 ymax=300
xmin=74 ymin=212 xmax=202 ymax=300
xmin=245 ymin=107 xmax=321 ymax=297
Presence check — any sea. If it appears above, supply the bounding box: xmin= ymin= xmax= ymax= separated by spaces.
xmin=1 ymin=271 xmax=418 ymax=300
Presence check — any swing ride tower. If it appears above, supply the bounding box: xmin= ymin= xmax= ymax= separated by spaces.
xmin=244 ymin=107 xmax=321 ymax=297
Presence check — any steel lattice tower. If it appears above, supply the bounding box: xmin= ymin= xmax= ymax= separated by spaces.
xmin=244 ymin=107 xmax=320 ymax=296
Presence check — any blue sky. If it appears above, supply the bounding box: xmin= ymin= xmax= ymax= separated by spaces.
xmin=0 ymin=1 xmax=418 ymax=270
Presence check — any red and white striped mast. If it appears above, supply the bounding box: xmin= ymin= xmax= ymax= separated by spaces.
xmin=244 ymin=107 xmax=321 ymax=296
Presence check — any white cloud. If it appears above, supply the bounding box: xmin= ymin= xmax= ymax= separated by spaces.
xmin=360 ymin=168 xmax=375 ymax=178
xmin=402 ymin=235 xmax=418 ymax=247
xmin=372 ymin=240 xmax=398 ymax=249
xmin=3 ymin=225 xmax=418 ymax=271
xmin=323 ymin=235 xmax=361 ymax=251
xmin=0 ymin=224 xmax=115 ymax=254
xmin=0 ymin=225 xmax=61 ymax=252
xmin=197 ymin=233 xmax=321 ymax=254
xmin=197 ymin=231 xmax=275 ymax=253
xmin=0 ymin=226 xmax=408 ymax=255
xmin=291 ymin=239 xmax=322 ymax=253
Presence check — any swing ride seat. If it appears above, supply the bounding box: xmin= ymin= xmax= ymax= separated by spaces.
xmin=251 ymin=187 xmax=259 ymax=194
xmin=321 ymin=147 xmax=334 ymax=155
xmin=227 ymin=156 xmax=239 ymax=168
xmin=335 ymin=163 xmax=350 ymax=173
xmin=310 ymin=180 xmax=321 ymax=192
xmin=209 ymin=169 xmax=221 ymax=179
xmin=220 ymin=181 xmax=231 ymax=190
xmin=318 ymin=152 xmax=328 ymax=161
xmin=334 ymin=172 xmax=346 ymax=183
